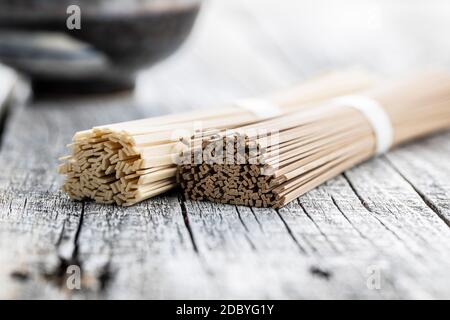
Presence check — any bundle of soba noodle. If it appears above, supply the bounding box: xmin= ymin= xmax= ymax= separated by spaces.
xmin=178 ymin=71 xmax=450 ymax=208
xmin=58 ymin=69 xmax=375 ymax=206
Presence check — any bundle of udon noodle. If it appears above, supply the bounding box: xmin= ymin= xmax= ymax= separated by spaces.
xmin=59 ymin=69 xmax=375 ymax=205
xmin=178 ymin=71 xmax=450 ymax=208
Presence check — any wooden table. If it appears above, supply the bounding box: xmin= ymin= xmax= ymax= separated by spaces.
xmin=1 ymin=0 xmax=449 ymax=299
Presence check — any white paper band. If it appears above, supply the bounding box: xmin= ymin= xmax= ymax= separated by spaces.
xmin=235 ymin=98 xmax=283 ymax=119
xmin=331 ymin=95 xmax=393 ymax=154
xmin=0 ymin=65 xmax=17 ymax=107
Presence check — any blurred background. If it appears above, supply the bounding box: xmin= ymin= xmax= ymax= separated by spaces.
xmin=0 ymin=0 xmax=449 ymax=107
xmin=137 ymin=0 xmax=450 ymax=112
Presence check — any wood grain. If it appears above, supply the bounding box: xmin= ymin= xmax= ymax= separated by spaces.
xmin=0 ymin=0 xmax=449 ymax=299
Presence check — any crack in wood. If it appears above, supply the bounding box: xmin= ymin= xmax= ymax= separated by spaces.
xmin=44 ymin=202 xmax=85 ymax=290
xmin=234 ymin=206 xmax=257 ymax=251
xmin=342 ymin=172 xmax=406 ymax=243
xmin=234 ymin=206 xmax=251 ymax=233
xmin=297 ymin=199 xmax=340 ymax=254
xmin=72 ymin=201 xmax=84 ymax=261
xmin=329 ymin=193 xmax=378 ymax=249
xmin=0 ymin=103 xmax=11 ymax=150
xmin=274 ymin=208 xmax=307 ymax=254
xmin=249 ymin=207 xmax=265 ymax=233
xmin=49 ymin=201 xmax=114 ymax=295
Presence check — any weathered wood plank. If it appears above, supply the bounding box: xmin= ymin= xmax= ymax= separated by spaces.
xmin=384 ymin=132 xmax=450 ymax=226
xmin=338 ymin=157 xmax=450 ymax=298
xmin=76 ymin=195 xmax=212 ymax=299
xmin=182 ymin=200 xmax=343 ymax=299
xmin=326 ymin=174 xmax=450 ymax=299
xmin=183 ymin=199 xmax=385 ymax=299
xmin=289 ymin=174 xmax=450 ymax=299
xmin=0 ymin=98 xmax=146 ymax=299
xmin=0 ymin=0 xmax=305 ymax=299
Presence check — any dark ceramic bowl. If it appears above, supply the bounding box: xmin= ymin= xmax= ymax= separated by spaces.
xmin=0 ymin=0 xmax=201 ymax=94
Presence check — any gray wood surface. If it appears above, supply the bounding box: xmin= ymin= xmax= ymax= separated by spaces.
xmin=0 ymin=0 xmax=449 ymax=299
